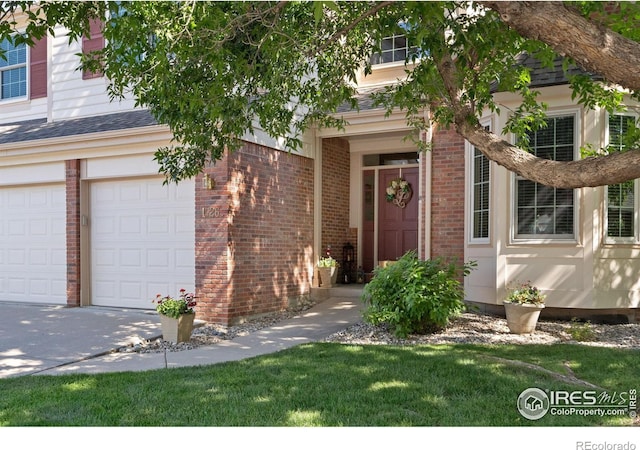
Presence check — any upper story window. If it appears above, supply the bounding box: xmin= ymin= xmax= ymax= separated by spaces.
xmin=606 ymin=113 xmax=638 ymax=242
xmin=370 ymin=34 xmax=418 ymax=65
xmin=0 ymin=38 xmax=27 ymax=100
xmin=514 ymin=114 xmax=576 ymax=240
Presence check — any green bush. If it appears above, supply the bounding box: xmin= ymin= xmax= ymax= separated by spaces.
xmin=568 ymin=318 xmax=596 ymax=342
xmin=362 ymin=251 xmax=476 ymax=338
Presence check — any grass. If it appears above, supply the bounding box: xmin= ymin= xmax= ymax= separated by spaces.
xmin=0 ymin=343 xmax=637 ymax=426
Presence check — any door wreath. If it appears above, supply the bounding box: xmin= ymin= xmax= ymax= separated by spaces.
xmin=385 ymin=178 xmax=413 ymax=208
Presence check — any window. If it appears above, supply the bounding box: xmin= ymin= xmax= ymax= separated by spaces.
xmin=514 ymin=115 xmax=576 ymax=239
xmin=0 ymin=38 xmax=27 ymax=99
xmin=606 ymin=114 xmax=637 ymax=241
xmin=470 ymin=124 xmax=491 ymax=241
xmin=362 ymin=152 xmax=419 ymax=166
xmin=370 ymin=34 xmax=418 ymax=65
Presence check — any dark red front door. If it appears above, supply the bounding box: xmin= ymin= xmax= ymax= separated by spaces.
xmin=378 ymin=168 xmax=419 ymax=262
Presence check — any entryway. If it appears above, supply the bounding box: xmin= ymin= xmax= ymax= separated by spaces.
xmin=362 ymin=163 xmax=419 ymax=273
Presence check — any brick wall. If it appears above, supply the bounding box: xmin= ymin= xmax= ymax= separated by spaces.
xmin=430 ymin=124 xmax=465 ymax=262
xmin=65 ymin=159 xmax=81 ymax=306
xmin=196 ymin=142 xmax=314 ymax=325
xmin=321 ymin=137 xmax=351 ymax=273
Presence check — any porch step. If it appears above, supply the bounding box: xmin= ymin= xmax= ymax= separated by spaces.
xmin=310 ymin=284 xmax=365 ymax=302
xmin=329 ymin=285 xmax=365 ymax=298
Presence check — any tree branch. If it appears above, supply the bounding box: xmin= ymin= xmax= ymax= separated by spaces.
xmin=435 ymin=47 xmax=640 ymax=189
xmin=481 ymin=1 xmax=640 ymax=92
xmin=311 ymin=1 xmax=395 ymax=56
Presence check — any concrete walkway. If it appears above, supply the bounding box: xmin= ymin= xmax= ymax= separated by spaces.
xmin=0 ymin=287 xmax=364 ymax=378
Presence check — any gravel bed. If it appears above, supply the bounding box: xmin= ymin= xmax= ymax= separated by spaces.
xmin=323 ymin=313 xmax=640 ymax=349
xmin=119 ymin=304 xmax=640 ymax=353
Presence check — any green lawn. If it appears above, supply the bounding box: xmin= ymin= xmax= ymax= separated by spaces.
xmin=0 ymin=343 xmax=637 ymax=426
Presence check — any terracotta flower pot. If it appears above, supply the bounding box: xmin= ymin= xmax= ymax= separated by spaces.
xmin=160 ymin=313 xmax=195 ymax=343
xmin=503 ymin=302 xmax=545 ymax=334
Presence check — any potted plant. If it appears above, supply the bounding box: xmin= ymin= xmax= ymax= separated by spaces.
xmin=154 ymin=289 xmax=197 ymax=343
xmin=503 ymin=281 xmax=546 ymax=334
xmin=317 ymin=256 xmax=339 ymax=288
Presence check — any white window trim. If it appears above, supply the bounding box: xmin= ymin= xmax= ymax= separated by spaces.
xmin=511 ymin=109 xmax=580 ymax=244
xmin=604 ymin=111 xmax=639 ymax=244
xmin=0 ymin=33 xmax=29 ymax=102
xmin=467 ymin=118 xmax=492 ymax=244
xmin=370 ymin=32 xmax=421 ymax=68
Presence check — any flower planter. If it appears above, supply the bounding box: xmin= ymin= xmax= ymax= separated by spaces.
xmin=318 ymin=266 xmax=337 ymax=288
xmin=503 ymin=302 xmax=545 ymax=334
xmin=160 ymin=313 xmax=195 ymax=343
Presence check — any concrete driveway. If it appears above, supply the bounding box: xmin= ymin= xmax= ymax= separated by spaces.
xmin=0 ymin=302 xmax=162 ymax=378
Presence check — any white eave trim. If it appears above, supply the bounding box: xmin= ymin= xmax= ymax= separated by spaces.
xmin=318 ymin=108 xmax=419 ymax=138
xmin=0 ymin=124 xmax=172 ymax=160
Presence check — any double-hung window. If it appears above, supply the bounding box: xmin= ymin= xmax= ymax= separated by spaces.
xmin=470 ymin=123 xmax=491 ymax=242
xmin=606 ymin=113 xmax=637 ymax=242
xmin=514 ymin=114 xmax=576 ymax=239
xmin=0 ymin=38 xmax=27 ymax=100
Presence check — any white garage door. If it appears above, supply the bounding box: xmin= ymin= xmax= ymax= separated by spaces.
xmin=0 ymin=184 xmax=67 ymax=304
xmin=90 ymin=178 xmax=195 ymax=309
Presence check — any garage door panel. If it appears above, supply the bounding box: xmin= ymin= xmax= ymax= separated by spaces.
xmin=120 ymin=248 xmax=142 ymax=267
xmin=29 ymin=249 xmax=48 ymax=265
xmin=91 ymin=178 xmax=195 ymax=309
xmin=94 ymin=248 xmax=116 ymax=267
xmin=120 ymin=184 xmax=142 ymax=202
xmin=52 ymin=217 xmax=65 ymax=235
xmin=8 ymin=219 xmax=26 ymax=235
xmin=0 ymin=184 xmax=66 ymax=304
xmin=148 ymin=216 xmax=169 ymax=234
xmin=30 ymin=279 xmax=49 ymax=295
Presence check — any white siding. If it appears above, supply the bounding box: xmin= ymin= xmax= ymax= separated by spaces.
xmin=50 ymin=26 xmax=137 ymax=121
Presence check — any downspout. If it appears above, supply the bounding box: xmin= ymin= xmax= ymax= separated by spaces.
xmin=420 ymin=108 xmax=432 ymax=260
xmin=313 ymin=133 xmax=323 ymax=287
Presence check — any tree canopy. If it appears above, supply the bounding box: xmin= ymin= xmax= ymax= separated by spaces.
xmin=1 ymin=1 xmax=640 ymax=187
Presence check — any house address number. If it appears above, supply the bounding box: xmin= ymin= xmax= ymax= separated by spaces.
xmin=201 ymin=207 xmax=230 ymax=218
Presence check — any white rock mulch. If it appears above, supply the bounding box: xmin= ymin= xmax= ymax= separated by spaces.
xmin=322 ymin=312 xmax=640 ymax=349
xmin=121 ymin=305 xmax=640 ymax=353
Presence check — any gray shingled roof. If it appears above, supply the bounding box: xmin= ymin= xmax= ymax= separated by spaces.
xmin=0 ymin=109 xmax=158 ymax=145
xmin=336 ymin=86 xmax=388 ymax=113
xmin=338 ymin=55 xmax=600 ymax=114
xmin=504 ymin=53 xmax=601 ymax=90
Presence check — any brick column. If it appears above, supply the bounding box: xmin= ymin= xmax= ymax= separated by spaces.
xmin=430 ymin=124 xmax=465 ymax=263
xmin=195 ymin=156 xmax=232 ymax=324
xmin=321 ymin=137 xmax=351 ymax=260
xmin=65 ymin=159 xmax=81 ymax=307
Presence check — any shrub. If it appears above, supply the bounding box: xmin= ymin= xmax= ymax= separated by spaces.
xmin=568 ymin=318 xmax=596 ymax=342
xmin=362 ymin=251 xmax=476 ymax=337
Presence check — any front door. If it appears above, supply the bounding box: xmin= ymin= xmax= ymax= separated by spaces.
xmin=361 ymin=166 xmax=419 ymax=273
xmin=378 ymin=168 xmax=419 ymax=263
